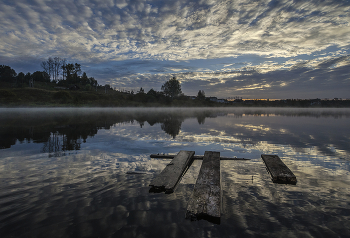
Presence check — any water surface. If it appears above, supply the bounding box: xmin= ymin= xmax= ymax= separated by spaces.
xmin=0 ymin=108 xmax=350 ymax=238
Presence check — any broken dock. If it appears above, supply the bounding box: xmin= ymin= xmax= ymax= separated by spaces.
xmin=186 ymin=151 xmax=221 ymax=224
xmin=261 ymin=154 xmax=297 ymax=185
xmin=149 ymin=151 xmax=297 ymax=224
xmin=149 ymin=150 xmax=195 ymax=193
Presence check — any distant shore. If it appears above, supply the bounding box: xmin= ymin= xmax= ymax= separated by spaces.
xmin=1 ymin=86 xmax=349 ymax=108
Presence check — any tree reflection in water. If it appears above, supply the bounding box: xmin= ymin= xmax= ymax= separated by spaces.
xmin=1 ymin=108 xmax=350 ymax=159
xmin=0 ymin=108 xmax=222 ymax=154
xmin=160 ymin=117 xmax=183 ymax=139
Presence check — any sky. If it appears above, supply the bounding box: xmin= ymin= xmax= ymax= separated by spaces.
xmin=0 ymin=0 xmax=350 ymax=99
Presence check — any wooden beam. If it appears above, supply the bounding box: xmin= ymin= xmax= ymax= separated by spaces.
xmin=149 ymin=150 xmax=195 ymax=193
xmin=150 ymin=154 xmax=249 ymax=160
xmin=186 ymin=151 xmax=221 ymax=224
xmin=261 ymin=154 xmax=297 ymax=185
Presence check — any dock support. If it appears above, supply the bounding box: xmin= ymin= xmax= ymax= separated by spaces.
xmin=149 ymin=150 xmax=195 ymax=193
xmin=186 ymin=151 xmax=221 ymax=224
xmin=150 ymin=154 xmax=249 ymax=160
xmin=261 ymin=154 xmax=297 ymax=185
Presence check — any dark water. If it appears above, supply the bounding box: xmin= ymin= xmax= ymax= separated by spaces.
xmin=0 ymin=108 xmax=350 ymax=238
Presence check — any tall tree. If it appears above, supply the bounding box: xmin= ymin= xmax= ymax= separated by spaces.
xmin=62 ymin=63 xmax=75 ymax=82
xmin=41 ymin=57 xmax=54 ymax=81
xmin=32 ymin=71 xmax=50 ymax=82
xmin=89 ymin=77 xmax=97 ymax=87
xmin=138 ymin=87 xmax=145 ymax=94
xmin=41 ymin=57 xmax=65 ymax=82
xmin=161 ymin=76 xmax=182 ymax=98
xmin=0 ymin=65 xmax=17 ymax=83
xmin=48 ymin=57 xmax=54 ymax=80
xmin=81 ymin=72 xmax=89 ymax=85
xmin=53 ymin=57 xmax=64 ymax=82
xmin=17 ymin=72 xmax=25 ymax=86
xmin=40 ymin=61 xmax=48 ymax=78
xmin=24 ymin=72 xmax=32 ymax=84
xmin=62 ymin=63 xmax=81 ymax=84
xmin=61 ymin=60 xmax=67 ymax=80
xmin=197 ymin=90 xmax=205 ymax=100
xmin=73 ymin=63 xmax=81 ymax=82
xmin=147 ymin=88 xmax=157 ymax=97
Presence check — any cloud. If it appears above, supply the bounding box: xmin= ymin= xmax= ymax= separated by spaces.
xmin=91 ymin=54 xmax=348 ymax=99
xmin=1 ymin=0 xmax=350 ymax=61
xmin=316 ymin=55 xmax=350 ymax=69
xmin=0 ymin=0 xmax=349 ymax=98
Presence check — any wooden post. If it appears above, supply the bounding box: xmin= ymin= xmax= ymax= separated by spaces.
xmin=149 ymin=150 xmax=195 ymax=193
xmin=261 ymin=154 xmax=297 ymax=185
xmin=186 ymin=151 xmax=221 ymax=224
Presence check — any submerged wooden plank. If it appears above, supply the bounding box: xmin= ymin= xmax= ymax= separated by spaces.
xmin=150 ymin=154 xmax=250 ymax=160
xmin=149 ymin=150 xmax=195 ymax=193
xmin=186 ymin=151 xmax=221 ymax=224
xmin=261 ymin=154 xmax=297 ymax=185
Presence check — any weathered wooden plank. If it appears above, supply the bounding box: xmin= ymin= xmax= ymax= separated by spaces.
xmin=149 ymin=150 xmax=195 ymax=193
xmin=186 ymin=151 xmax=221 ymax=224
xmin=261 ymin=154 xmax=297 ymax=185
xmin=150 ymin=154 xmax=249 ymax=160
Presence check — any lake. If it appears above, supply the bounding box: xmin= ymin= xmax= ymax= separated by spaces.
xmin=0 ymin=107 xmax=350 ymax=238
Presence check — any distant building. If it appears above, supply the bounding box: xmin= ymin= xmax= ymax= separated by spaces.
xmin=208 ymin=97 xmax=227 ymax=103
xmin=217 ymin=99 xmax=226 ymax=103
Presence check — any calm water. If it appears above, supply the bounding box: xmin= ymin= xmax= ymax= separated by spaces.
xmin=0 ymin=107 xmax=350 ymax=238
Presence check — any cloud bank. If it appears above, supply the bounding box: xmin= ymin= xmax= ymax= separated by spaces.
xmin=0 ymin=0 xmax=349 ymax=98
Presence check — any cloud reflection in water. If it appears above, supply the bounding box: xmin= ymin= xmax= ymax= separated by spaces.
xmin=1 ymin=108 xmax=350 ymax=237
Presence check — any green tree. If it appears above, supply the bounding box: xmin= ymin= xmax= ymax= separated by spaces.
xmin=89 ymin=77 xmax=97 ymax=87
xmin=62 ymin=63 xmax=73 ymax=80
xmin=147 ymin=88 xmax=157 ymax=97
xmin=197 ymin=90 xmax=205 ymax=100
xmin=0 ymin=65 xmax=17 ymax=83
xmin=81 ymin=72 xmax=89 ymax=85
xmin=32 ymin=71 xmax=50 ymax=82
xmin=73 ymin=63 xmax=81 ymax=80
xmin=24 ymin=72 xmax=32 ymax=84
xmin=138 ymin=87 xmax=145 ymax=94
xmin=16 ymin=72 xmax=25 ymax=86
xmin=61 ymin=63 xmax=81 ymax=84
xmin=161 ymin=77 xmax=182 ymax=98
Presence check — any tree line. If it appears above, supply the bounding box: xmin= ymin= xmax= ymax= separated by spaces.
xmin=40 ymin=57 xmax=98 ymax=88
xmin=0 ymin=65 xmax=50 ymax=86
xmin=133 ymin=76 xmax=206 ymax=104
xmin=0 ymin=57 xmax=97 ymax=89
xmin=1 ymin=58 xmax=208 ymax=104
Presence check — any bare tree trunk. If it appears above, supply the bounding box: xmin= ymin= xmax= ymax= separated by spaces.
xmin=47 ymin=57 xmax=54 ymax=82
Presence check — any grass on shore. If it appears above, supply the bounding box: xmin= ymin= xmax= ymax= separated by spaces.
xmin=0 ymin=86 xmax=218 ymax=107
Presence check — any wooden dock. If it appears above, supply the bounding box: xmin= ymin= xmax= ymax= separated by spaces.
xmin=261 ymin=154 xmax=297 ymax=185
xmin=150 ymin=154 xmax=249 ymax=160
xmin=149 ymin=151 xmax=297 ymax=224
xmin=186 ymin=151 xmax=221 ymax=224
xmin=149 ymin=150 xmax=195 ymax=193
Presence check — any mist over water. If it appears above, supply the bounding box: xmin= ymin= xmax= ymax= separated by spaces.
xmin=0 ymin=108 xmax=350 ymax=238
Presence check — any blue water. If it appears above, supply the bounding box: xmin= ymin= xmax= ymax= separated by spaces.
xmin=0 ymin=108 xmax=350 ymax=238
